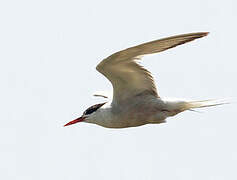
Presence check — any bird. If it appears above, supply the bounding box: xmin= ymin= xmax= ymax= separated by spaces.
xmin=64 ymin=32 xmax=226 ymax=128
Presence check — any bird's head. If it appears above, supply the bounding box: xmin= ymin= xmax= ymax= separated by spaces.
xmin=64 ymin=102 xmax=106 ymax=127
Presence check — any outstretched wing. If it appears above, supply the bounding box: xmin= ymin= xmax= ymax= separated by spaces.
xmin=96 ymin=32 xmax=209 ymax=105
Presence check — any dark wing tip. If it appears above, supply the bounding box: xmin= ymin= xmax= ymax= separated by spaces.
xmin=197 ymin=32 xmax=209 ymax=37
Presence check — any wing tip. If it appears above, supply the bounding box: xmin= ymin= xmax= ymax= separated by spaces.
xmin=199 ymin=32 xmax=209 ymax=37
xmin=192 ymin=32 xmax=209 ymax=38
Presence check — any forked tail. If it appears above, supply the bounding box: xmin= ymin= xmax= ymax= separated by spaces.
xmin=185 ymin=99 xmax=229 ymax=110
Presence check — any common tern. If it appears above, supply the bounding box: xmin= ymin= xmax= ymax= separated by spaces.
xmin=64 ymin=32 xmax=225 ymax=128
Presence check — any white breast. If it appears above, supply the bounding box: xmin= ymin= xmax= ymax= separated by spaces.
xmin=85 ymin=96 xmax=169 ymax=128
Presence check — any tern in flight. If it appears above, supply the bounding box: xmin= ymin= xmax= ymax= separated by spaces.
xmin=64 ymin=32 xmax=225 ymax=128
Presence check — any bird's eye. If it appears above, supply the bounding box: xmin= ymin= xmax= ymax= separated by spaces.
xmin=84 ymin=107 xmax=96 ymax=115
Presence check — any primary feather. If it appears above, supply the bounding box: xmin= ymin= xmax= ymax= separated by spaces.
xmin=96 ymin=32 xmax=209 ymax=105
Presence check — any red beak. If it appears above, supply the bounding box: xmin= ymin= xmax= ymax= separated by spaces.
xmin=64 ymin=117 xmax=85 ymax=127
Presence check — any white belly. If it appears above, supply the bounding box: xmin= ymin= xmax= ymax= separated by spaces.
xmin=85 ymin=97 xmax=169 ymax=128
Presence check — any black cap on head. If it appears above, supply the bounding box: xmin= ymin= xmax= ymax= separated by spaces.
xmin=83 ymin=102 xmax=106 ymax=115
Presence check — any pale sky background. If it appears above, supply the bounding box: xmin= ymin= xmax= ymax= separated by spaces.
xmin=0 ymin=0 xmax=237 ymax=179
